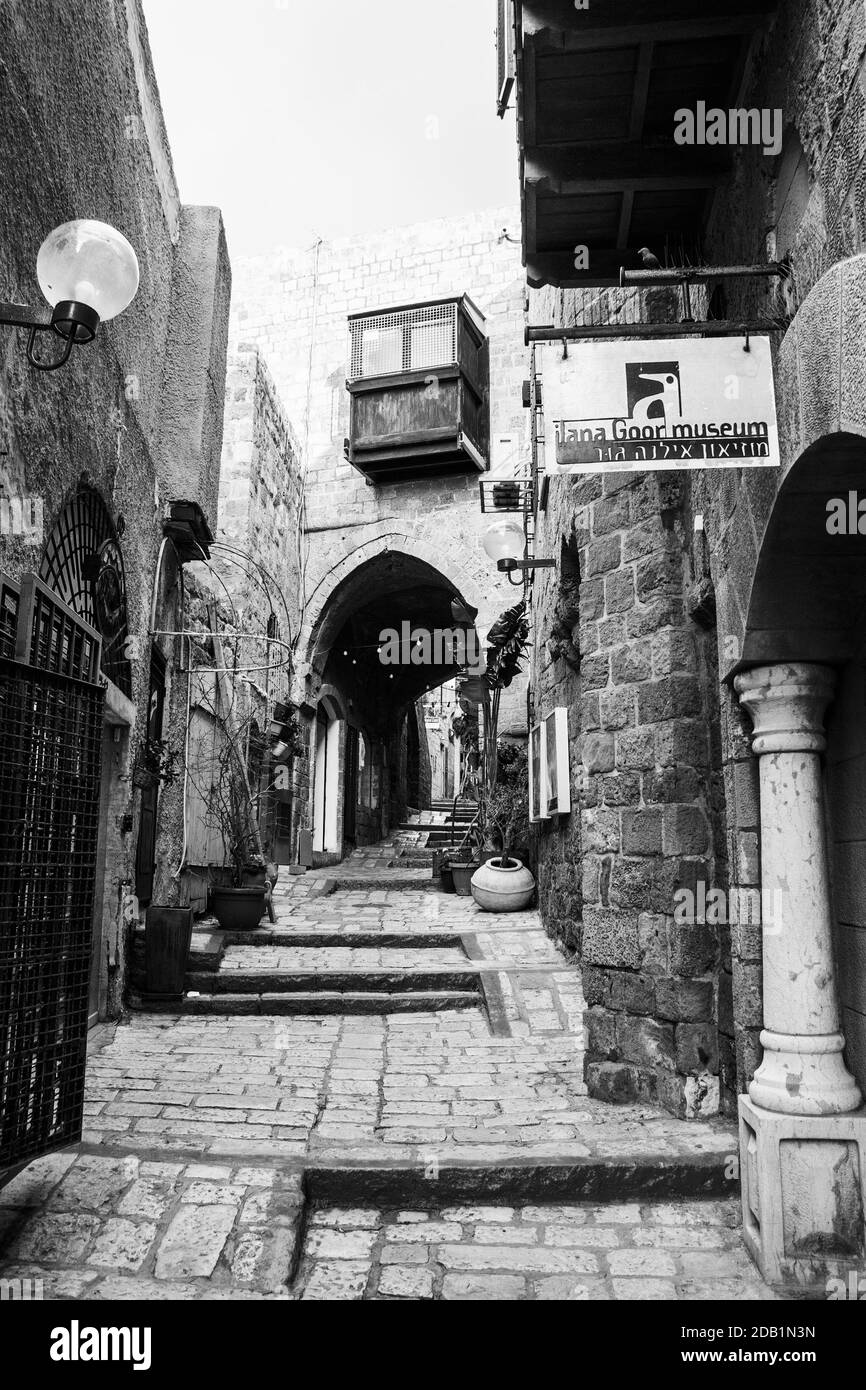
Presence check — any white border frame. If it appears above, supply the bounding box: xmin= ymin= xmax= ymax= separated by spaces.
xmin=529 ymin=719 xmax=550 ymax=822
xmin=544 ymin=707 xmax=571 ymax=816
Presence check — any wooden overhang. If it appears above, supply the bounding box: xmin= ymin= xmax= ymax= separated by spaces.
xmin=346 ymin=295 xmax=489 ymax=485
xmin=506 ymin=0 xmax=779 ymax=288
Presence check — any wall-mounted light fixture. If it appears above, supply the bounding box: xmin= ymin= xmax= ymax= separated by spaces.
xmin=0 ymin=220 xmax=139 ymax=371
xmin=482 ymin=518 xmax=555 ymax=587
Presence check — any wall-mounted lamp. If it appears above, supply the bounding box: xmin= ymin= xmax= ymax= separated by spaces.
xmin=482 ymin=519 xmax=555 ymax=586
xmin=1 ymin=220 xmax=139 ymax=371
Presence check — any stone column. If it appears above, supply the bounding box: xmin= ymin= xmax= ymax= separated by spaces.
xmin=735 ymin=662 xmax=861 ymax=1115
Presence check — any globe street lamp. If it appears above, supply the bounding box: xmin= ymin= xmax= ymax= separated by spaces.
xmin=0 ymin=219 xmax=139 ymax=371
xmin=482 ymin=518 xmax=555 ymax=586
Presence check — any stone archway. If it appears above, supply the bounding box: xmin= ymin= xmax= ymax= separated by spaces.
xmin=295 ymin=543 xmax=480 ymax=857
xmin=293 ymin=530 xmax=488 ymax=705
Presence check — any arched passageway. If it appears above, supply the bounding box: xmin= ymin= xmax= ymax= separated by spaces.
xmin=301 ymin=550 xmax=479 ymax=862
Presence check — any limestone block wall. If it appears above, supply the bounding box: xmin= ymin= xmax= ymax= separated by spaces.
xmin=229 ymin=208 xmax=532 ymax=737
xmin=0 ymin=0 xmax=231 ymax=1009
xmin=524 ymin=0 xmax=866 ymax=1118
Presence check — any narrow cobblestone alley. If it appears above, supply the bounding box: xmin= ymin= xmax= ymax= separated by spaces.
xmin=0 ymin=822 xmax=778 ymax=1301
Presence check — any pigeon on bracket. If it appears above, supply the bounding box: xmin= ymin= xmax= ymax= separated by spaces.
xmin=637 ymin=247 xmax=663 ymax=269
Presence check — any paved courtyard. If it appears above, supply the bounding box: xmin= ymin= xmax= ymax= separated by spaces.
xmin=0 ymin=832 xmax=780 ymax=1301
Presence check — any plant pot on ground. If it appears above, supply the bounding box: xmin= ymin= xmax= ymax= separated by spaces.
xmin=210 ymin=884 xmax=268 ymax=931
xmin=470 ymin=856 xmax=535 ymax=912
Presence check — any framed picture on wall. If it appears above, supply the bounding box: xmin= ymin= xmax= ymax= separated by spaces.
xmin=545 ymin=707 xmax=571 ymax=816
xmin=529 ymin=720 xmax=550 ymax=822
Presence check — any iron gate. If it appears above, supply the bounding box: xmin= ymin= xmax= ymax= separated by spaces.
xmin=0 ymin=573 xmax=104 ymax=1171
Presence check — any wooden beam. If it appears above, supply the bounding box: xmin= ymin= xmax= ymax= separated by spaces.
xmin=524 ymin=146 xmax=730 ymax=186
xmin=526 ymin=248 xmax=641 ymax=289
xmin=526 ymin=319 xmax=782 ymax=340
xmin=526 ymin=245 xmax=707 ymax=289
xmin=525 ymin=155 xmax=727 ymax=194
xmin=628 ymin=42 xmax=654 ymax=143
xmin=616 ymin=190 xmax=634 ymax=251
xmin=521 ymin=0 xmax=777 ymax=48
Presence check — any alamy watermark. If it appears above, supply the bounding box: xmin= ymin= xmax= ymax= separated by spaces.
xmin=674 ymin=883 xmax=787 ymax=936
xmin=826 ymin=492 xmax=866 ymax=535
xmin=675 ymin=102 xmax=783 ymax=158
xmin=378 ymin=623 xmax=484 ymax=674
xmin=0 ymin=1276 xmax=43 ymax=1301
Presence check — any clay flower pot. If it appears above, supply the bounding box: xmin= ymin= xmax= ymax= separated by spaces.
xmin=470 ymin=856 xmax=535 ymax=912
xmin=450 ymin=860 xmax=479 ymax=897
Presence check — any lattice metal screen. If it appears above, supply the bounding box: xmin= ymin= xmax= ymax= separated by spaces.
xmin=39 ymin=486 xmax=131 ymax=695
xmin=16 ymin=575 xmax=101 ymax=683
xmin=0 ymin=575 xmax=19 ymax=659
xmin=349 ymin=302 xmax=458 ymax=381
xmin=0 ymin=581 xmax=104 ymax=1171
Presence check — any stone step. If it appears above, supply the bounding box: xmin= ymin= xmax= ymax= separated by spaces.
xmin=185 ymin=968 xmax=483 ymax=995
xmin=216 ymin=930 xmax=465 ymax=950
xmin=303 ymin=1156 xmax=741 ymax=1205
xmin=130 ymin=990 xmax=482 ymax=1016
xmin=322 ymin=876 xmax=434 ymax=892
xmin=399 ymin=818 xmax=475 ymax=828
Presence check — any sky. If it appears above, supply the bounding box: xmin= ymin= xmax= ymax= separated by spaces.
xmin=142 ymin=0 xmax=519 ymax=259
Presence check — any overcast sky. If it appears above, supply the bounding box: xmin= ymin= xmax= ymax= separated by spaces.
xmin=142 ymin=0 xmax=518 ymax=258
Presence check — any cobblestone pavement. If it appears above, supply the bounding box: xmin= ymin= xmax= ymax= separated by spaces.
xmin=0 ymin=1155 xmax=777 ymax=1302
xmin=296 ymin=1200 xmax=780 ymax=1301
xmin=0 ymin=834 xmax=777 ymax=1300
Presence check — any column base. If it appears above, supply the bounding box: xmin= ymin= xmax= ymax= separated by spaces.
xmin=748 ymin=1029 xmax=862 ymax=1115
xmin=739 ymin=1095 xmax=866 ymax=1292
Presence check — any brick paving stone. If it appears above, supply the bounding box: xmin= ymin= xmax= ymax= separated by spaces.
xmin=7 ymin=1212 xmax=102 ymax=1265
xmin=442 ymin=1273 xmax=527 ymax=1300
xmin=89 ymin=1218 xmax=158 ymax=1271
xmin=377 ymin=1265 xmax=434 ymax=1298
xmin=305 ymin=1229 xmax=378 ymax=1260
xmin=154 ymin=1205 xmax=237 ymax=1279
xmin=300 ymin=1261 xmax=370 ymax=1300
xmin=533 ymin=1277 xmax=611 ymax=1300
xmin=379 ymin=1245 xmax=430 ymax=1264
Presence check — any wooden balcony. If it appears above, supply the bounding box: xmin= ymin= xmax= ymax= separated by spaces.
xmin=499 ymin=0 xmax=779 ymax=288
xmin=346 ymin=296 xmax=489 ymax=485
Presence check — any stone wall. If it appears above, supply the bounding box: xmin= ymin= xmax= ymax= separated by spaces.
xmin=230 ymin=207 xmax=530 ymax=723
xmin=227 ymin=207 xmax=534 ymax=850
xmin=525 ymin=0 xmax=866 ymax=1117
xmin=0 ymin=0 xmax=230 ymax=1012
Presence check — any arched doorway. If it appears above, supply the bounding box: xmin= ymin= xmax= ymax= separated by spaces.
xmin=733 ymin=428 xmax=866 ymax=1287
xmin=301 ymin=549 xmax=482 ymax=856
xmin=739 ymin=431 xmax=866 ymax=1096
xmin=312 ymin=693 xmax=344 ymax=857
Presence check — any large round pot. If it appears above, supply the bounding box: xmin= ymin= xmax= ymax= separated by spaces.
xmin=470 ymin=856 xmax=535 ymax=912
xmin=450 ymin=861 xmax=478 ymax=897
xmin=211 ymin=886 xmax=267 ymax=930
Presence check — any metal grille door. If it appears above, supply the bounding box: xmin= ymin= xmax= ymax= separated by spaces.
xmin=0 ymin=574 xmax=104 ymax=1171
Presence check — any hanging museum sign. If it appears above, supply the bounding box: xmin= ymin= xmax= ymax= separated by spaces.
xmin=542 ymin=336 xmax=780 ymax=474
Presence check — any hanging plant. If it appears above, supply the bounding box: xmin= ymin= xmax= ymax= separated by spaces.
xmin=132 ymin=737 xmax=181 ymax=790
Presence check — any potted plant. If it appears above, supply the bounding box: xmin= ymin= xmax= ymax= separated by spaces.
xmin=204 ymin=722 xmax=270 ymax=930
xmin=467 ymin=599 xmax=537 ymax=912
xmin=441 ymin=707 xmax=482 ymax=894
xmin=134 ymin=737 xmax=192 ymax=1000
